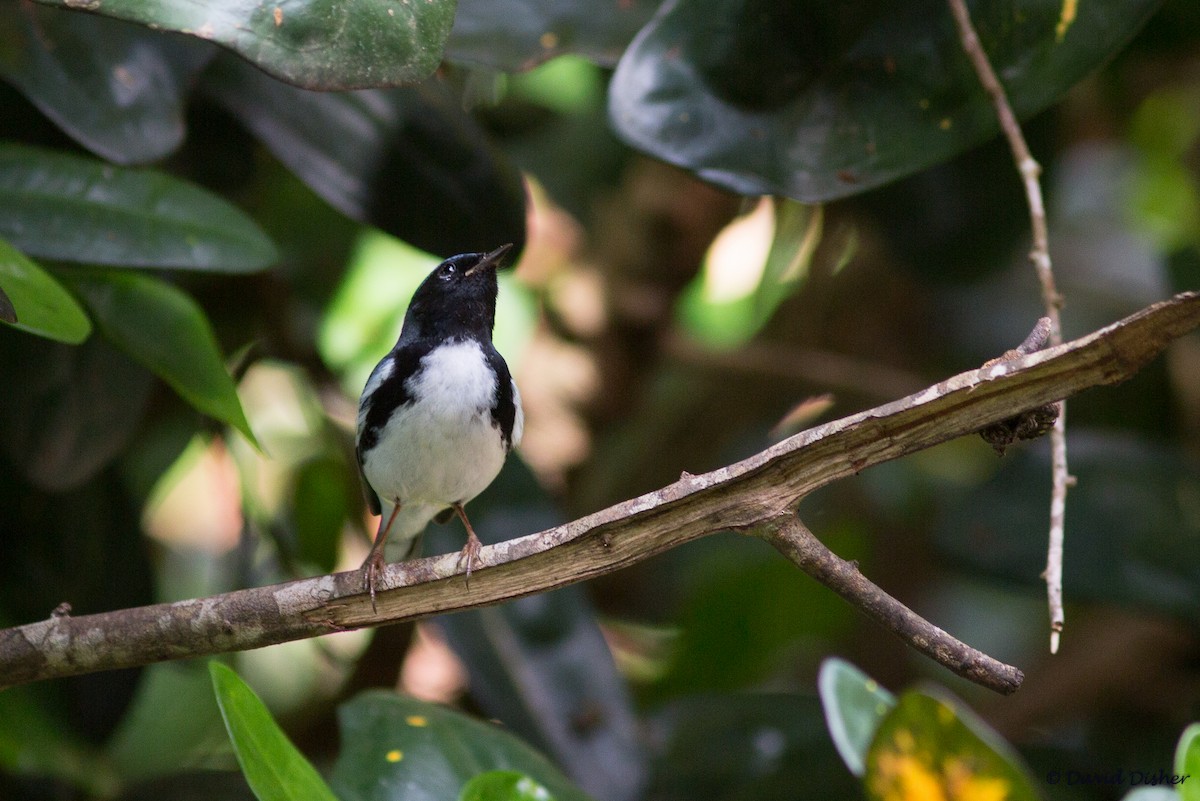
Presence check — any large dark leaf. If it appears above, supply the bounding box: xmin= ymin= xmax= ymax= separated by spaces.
xmin=330 ymin=692 xmax=593 ymax=801
xmin=202 ymin=56 xmax=527 ymax=257
xmin=445 ymin=0 xmax=658 ymax=70
xmin=427 ymin=459 xmax=646 ymax=801
xmin=0 ymin=143 xmax=278 ymax=270
xmin=0 ymin=329 xmax=152 ymax=491
xmin=609 ymin=0 xmax=1163 ymax=201
xmin=0 ymin=2 xmax=215 ymax=164
xmin=31 ymin=0 xmax=455 ymax=91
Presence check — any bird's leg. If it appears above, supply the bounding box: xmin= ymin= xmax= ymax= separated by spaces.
xmin=451 ymin=502 xmax=483 ymax=585
xmin=362 ymin=502 xmax=402 ymax=613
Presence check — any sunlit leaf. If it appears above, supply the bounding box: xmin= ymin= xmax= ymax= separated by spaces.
xmin=610 ymin=0 xmax=1163 ymax=201
xmin=0 ymin=143 xmax=278 ymax=271
xmin=65 ymin=270 xmax=257 ymax=446
xmin=32 ymin=0 xmax=455 ymax=91
xmin=0 ymin=237 xmax=91 ymax=343
xmin=865 ymin=689 xmax=1039 ymax=801
xmin=0 ymin=4 xmax=214 ymax=164
xmin=818 ymin=658 xmax=897 ymax=778
xmin=210 ymin=661 xmax=339 ymax=801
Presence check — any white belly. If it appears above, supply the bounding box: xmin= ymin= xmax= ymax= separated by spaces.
xmin=362 ymin=340 xmax=509 ymax=508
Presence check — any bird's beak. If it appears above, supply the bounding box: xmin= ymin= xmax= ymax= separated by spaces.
xmin=465 ymin=243 xmax=514 ymax=276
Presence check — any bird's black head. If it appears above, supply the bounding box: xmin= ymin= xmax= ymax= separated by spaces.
xmin=399 ymin=244 xmax=513 ymax=343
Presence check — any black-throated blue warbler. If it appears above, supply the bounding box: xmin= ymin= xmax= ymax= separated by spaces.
xmin=356 ymin=244 xmax=523 ymax=608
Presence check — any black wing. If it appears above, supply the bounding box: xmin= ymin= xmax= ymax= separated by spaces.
xmin=484 ymin=346 xmax=518 ymax=448
xmin=356 ymin=344 xmax=428 ymax=515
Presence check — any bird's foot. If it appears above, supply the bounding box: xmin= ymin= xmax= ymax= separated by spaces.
xmin=456 ymin=532 xmax=483 ymax=587
xmin=361 ymin=550 xmax=386 ymax=614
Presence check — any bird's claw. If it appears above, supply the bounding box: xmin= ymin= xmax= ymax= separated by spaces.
xmin=456 ymin=533 xmax=483 ymax=588
xmin=361 ymin=551 xmax=386 ymax=614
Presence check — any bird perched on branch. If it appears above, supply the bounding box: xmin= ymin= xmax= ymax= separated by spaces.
xmin=355 ymin=244 xmax=523 ymax=609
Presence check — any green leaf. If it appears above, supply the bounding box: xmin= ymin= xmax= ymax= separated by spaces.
xmin=0 ymin=237 xmax=91 ymax=343
xmin=202 ymin=55 xmax=527 ymax=256
xmin=0 ymin=5 xmax=214 ymax=164
xmin=64 ymin=270 xmax=257 ymax=445
xmin=609 ymin=0 xmax=1163 ymax=201
xmin=330 ymin=692 xmax=593 ymax=801
xmin=865 ymin=688 xmax=1039 ymax=801
xmin=817 ymin=658 xmax=897 ymax=778
xmin=0 ymin=143 xmax=278 ymax=271
xmin=32 ymin=0 xmax=455 ymax=90
xmin=459 ymin=771 xmax=556 ymax=801
xmin=209 ymin=661 xmax=339 ymax=801
xmin=1177 ymin=723 xmax=1200 ymax=801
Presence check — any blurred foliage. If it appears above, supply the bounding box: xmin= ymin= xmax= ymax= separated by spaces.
xmin=0 ymin=0 xmax=1198 ymax=799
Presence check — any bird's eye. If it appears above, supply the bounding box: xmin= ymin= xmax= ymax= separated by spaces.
xmin=439 ymin=264 xmax=456 ymax=281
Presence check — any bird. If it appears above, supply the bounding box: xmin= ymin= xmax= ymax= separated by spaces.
xmin=355 ymin=244 xmax=523 ymax=609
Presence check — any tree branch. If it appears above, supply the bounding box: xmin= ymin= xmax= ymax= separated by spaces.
xmin=759 ymin=517 xmax=1023 ymax=694
xmin=946 ymin=0 xmax=1071 ymax=653
xmin=2 ymin=293 xmax=1197 ymax=692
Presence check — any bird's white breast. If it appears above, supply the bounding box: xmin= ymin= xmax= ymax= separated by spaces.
xmin=361 ymin=339 xmax=512 ymax=509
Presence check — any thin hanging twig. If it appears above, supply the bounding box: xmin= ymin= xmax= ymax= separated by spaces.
xmin=946 ymin=0 xmax=1071 ymax=653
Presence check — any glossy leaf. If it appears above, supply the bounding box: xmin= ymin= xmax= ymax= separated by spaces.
xmin=330 ymin=691 xmax=593 ymax=801
xmin=0 ymin=333 xmax=152 ymax=491
xmin=0 ymin=143 xmax=278 ymax=271
xmin=818 ymin=658 xmax=897 ymax=778
xmin=459 ymin=771 xmax=556 ymax=801
xmin=0 ymin=237 xmax=91 ymax=343
xmin=865 ymin=689 xmax=1039 ymax=801
xmin=65 ymin=270 xmax=257 ymax=446
xmin=209 ymin=662 xmax=339 ymax=801
xmin=1178 ymin=723 xmax=1200 ymax=801
xmin=0 ymin=3 xmax=215 ymax=164
xmin=202 ymin=55 xmax=527 ymax=257
xmin=446 ymin=0 xmax=658 ymax=70
xmin=609 ymin=0 xmax=1163 ymax=201
xmin=32 ymin=0 xmax=454 ymax=91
